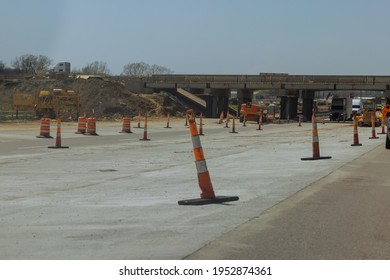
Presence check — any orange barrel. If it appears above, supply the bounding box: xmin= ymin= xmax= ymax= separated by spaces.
xmin=85 ymin=118 xmax=98 ymax=136
xmin=75 ymin=116 xmax=87 ymax=134
xmin=120 ymin=117 xmax=132 ymax=133
xmin=36 ymin=118 xmax=53 ymax=138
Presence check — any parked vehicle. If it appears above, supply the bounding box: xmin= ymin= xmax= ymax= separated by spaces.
xmin=329 ymin=97 xmax=352 ymax=121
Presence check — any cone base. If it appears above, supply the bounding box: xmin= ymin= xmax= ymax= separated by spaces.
xmin=119 ymin=131 xmax=133 ymax=133
xmin=301 ymin=156 xmax=332 ymax=161
xmin=256 ymin=128 xmax=263 ymax=130
xmin=351 ymin=143 xmax=362 ymax=146
xmin=36 ymin=136 xmax=53 ymax=139
xmin=378 ymin=133 xmax=386 ymax=135
xmin=48 ymin=146 xmax=69 ymax=149
xmin=164 ymin=127 xmax=172 ymax=129
xmin=229 ymin=131 xmax=238 ymax=134
xmin=139 ymin=138 xmax=151 ymax=141
xmin=84 ymin=133 xmax=99 ymax=136
xmin=369 ymin=137 xmax=379 ymax=139
xmin=178 ymin=196 xmax=239 ymax=206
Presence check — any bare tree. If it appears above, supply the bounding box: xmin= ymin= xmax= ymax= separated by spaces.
xmin=122 ymin=62 xmax=173 ymax=76
xmin=11 ymin=54 xmax=52 ymax=75
xmin=148 ymin=64 xmax=173 ymax=75
xmin=122 ymin=62 xmax=150 ymax=76
xmin=81 ymin=61 xmax=111 ymax=75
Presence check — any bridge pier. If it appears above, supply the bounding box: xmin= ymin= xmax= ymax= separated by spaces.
xmin=237 ymin=89 xmax=253 ymax=116
xmin=302 ymin=90 xmax=315 ymax=122
xmin=280 ymin=91 xmax=298 ymax=120
xmin=202 ymin=89 xmax=230 ymax=118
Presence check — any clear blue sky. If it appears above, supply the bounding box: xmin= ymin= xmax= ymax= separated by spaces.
xmin=1 ymin=0 xmax=390 ymax=75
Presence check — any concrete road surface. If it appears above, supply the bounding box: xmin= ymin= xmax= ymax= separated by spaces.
xmin=186 ymin=144 xmax=390 ymax=259
xmin=0 ymin=118 xmax=387 ymax=259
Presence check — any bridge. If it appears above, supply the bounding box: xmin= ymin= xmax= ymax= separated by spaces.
xmin=140 ymin=74 xmax=390 ymax=120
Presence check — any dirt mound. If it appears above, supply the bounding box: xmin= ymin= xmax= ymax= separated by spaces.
xmin=0 ymin=76 xmax=188 ymax=119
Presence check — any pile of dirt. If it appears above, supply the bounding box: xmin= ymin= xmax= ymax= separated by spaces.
xmin=0 ymin=76 xmax=189 ymax=119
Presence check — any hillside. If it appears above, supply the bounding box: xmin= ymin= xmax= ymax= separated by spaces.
xmin=0 ymin=76 xmax=188 ymax=119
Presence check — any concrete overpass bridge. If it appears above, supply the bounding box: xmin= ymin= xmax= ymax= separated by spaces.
xmin=140 ymin=74 xmax=390 ymax=121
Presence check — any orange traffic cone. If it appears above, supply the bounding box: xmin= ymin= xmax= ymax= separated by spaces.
xmin=199 ymin=112 xmax=204 ymax=136
xmin=257 ymin=110 xmax=263 ymax=131
xmin=136 ymin=112 xmax=142 ymax=128
xmin=351 ymin=113 xmax=362 ymax=146
xmin=379 ymin=116 xmax=386 ymax=135
xmin=230 ymin=114 xmax=238 ymax=134
xmin=369 ymin=111 xmax=379 ymax=139
xmin=120 ymin=117 xmax=133 ymax=133
xmin=164 ymin=112 xmax=171 ymax=128
xmin=48 ymin=115 xmax=69 ymax=149
xmin=218 ymin=111 xmax=224 ymax=124
xmin=139 ymin=115 xmax=150 ymax=141
xmin=224 ymin=112 xmax=230 ymax=128
xmin=178 ymin=109 xmax=239 ymax=205
xmin=301 ymin=111 xmax=331 ymax=160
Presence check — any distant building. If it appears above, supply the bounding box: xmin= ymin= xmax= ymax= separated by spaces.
xmin=53 ymin=62 xmax=71 ymax=74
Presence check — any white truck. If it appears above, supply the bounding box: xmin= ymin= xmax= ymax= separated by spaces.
xmin=352 ymin=98 xmax=362 ymax=116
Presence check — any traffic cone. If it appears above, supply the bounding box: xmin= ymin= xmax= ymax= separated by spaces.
xmin=230 ymin=114 xmax=238 ymax=134
xmin=301 ymin=111 xmax=331 ymax=160
xmin=48 ymin=115 xmax=69 ymax=149
xmin=379 ymin=117 xmax=386 ymax=135
xmin=257 ymin=110 xmax=263 ymax=131
xmin=224 ymin=112 xmax=230 ymax=128
xmin=178 ymin=109 xmax=239 ymax=205
xmin=36 ymin=118 xmax=53 ymax=138
xmin=136 ymin=112 xmax=142 ymax=128
xmin=139 ymin=115 xmax=150 ymax=141
xmin=351 ymin=113 xmax=362 ymax=146
xmin=243 ymin=114 xmax=247 ymax=127
xmin=164 ymin=112 xmax=171 ymax=128
xmin=199 ymin=112 xmax=204 ymax=136
xmin=218 ymin=111 xmax=224 ymax=124
xmin=120 ymin=117 xmax=133 ymax=133
xmin=369 ymin=111 xmax=379 ymax=139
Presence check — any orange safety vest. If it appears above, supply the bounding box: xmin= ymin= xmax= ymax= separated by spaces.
xmin=381 ymin=105 xmax=390 ymax=118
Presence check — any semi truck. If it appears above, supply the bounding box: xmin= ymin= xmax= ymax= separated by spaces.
xmin=329 ymin=97 xmax=352 ymax=121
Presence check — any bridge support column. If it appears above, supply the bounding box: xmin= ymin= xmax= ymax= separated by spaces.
xmin=204 ymin=89 xmax=230 ymax=118
xmin=237 ymin=89 xmax=253 ymax=116
xmin=280 ymin=91 xmax=298 ymax=120
xmin=302 ymin=90 xmax=315 ymax=122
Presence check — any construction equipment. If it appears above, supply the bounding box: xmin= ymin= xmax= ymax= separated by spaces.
xmin=13 ymin=89 xmax=81 ymax=119
xmin=239 ymin=103 xmax=264 ymax=123
xmin=358 ymin=99 xmax=380 ymax=127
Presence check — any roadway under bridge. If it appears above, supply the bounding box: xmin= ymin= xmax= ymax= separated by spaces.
xmin=138 ymin=74 xmax=390 ymax=120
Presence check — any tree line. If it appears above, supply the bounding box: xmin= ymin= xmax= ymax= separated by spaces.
xmin=0 ymin=54 xmax=173 ymax=76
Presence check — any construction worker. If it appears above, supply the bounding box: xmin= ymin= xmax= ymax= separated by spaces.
xmin=381 ymin=104 xmax=390 ymax=125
